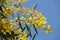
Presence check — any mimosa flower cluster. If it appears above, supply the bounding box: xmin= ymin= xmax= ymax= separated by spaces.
xmin=0 ymin=0 xmax=53 ymax=40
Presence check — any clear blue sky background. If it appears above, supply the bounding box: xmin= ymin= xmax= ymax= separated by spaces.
xmin=23 ymin=0 xmax=60 ymax=40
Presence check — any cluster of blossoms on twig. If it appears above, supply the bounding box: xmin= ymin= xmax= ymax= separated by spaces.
xmin=0 ymin=0 xmax=53 ymax=40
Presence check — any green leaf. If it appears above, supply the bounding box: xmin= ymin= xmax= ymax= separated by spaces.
xmin=32 ymin=4 xmax=37 ymax=10
xmin=32 ymin=33 xmax=36 ymax=40
xmin=19 ymin=21 xmax=23 ymax=31
xmin=22 ymin=27 xmax=26 ymax=31
xmin=25 ymin=23 xmax=32 ymax=37
xmin=33 ymin=24 xmax=38 ymax=35
xmin=0 ymin=6 xmax=3 ymax=12
xmin=17 ymin=13 xmax=23 ymax=31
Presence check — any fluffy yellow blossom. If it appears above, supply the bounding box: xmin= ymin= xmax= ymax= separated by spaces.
xmin=14 ymin=28 xmax=21 ymax=34
xmin=47 ymin=25 xmax=51 ymax=29
xmin=20 ymin=16 xmax=26 ymax=21
xmin=15 ymin=18 xmax=18 ymax=20
xmin=22 ymin=32 xmax=27 ymax=37
xmin=18 ymin=32 xmax=28 ymax=40
xmin=46 ymin=25 xmax=52 ymax=34
xmin=40 ymin=21 xmax=47 ymax=25
xmin=26 ymin=13 xmax=30 ymax=16
xmin=0 ymin=19 xmax=15 ymax=35
xmin=2 ymin=7 xmax=12 ymax=18
xmin=3 ymin=32 xmax=6 ymax=35
xmin=10 ymin=20 xmax=13 ymax=23
xmin=0 ymin=0 xmax=52 ymax=40
xmin=1 ymin=19 xmax=7 ymax=24
xmin=28 ymin=17 xmax=33 ymax=22
xmin=42 ymin=26 xmax=46 ymax=29
xmin=18 ymin=37 xmax=28 ymax=40
xmin=1 ymin=29 xmax=4 ymax=33
xmin=6 ymin=29 xmax=10 ymax=33
xmin=33 ymin=17 xmax=39 ymax=20
xmin=19 ymin=0 xmax=28 ymax=5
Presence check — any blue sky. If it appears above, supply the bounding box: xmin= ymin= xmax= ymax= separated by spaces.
xmin=23 ymin=0 xmax=60 ymax=40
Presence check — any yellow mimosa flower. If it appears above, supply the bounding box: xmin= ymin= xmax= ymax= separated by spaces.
xmin=46 ymin=25 xmax=52 ymax=34
xmin=10 ymin=20 xmax=13 ymax=23
xmin=1 ymin=29 xmax=4 ymax=33
xmin=15 ymin=18 xmax=18 ymax=20
xmin=6 ymin=29 xmax=10 ymax=32
xmin=42 ymin=26 xmax=46 ymax=29
xmin=28 ymin=17 xmax=33 ymax=22
xmin=15 ymin=28 xmax=21 ymax=34
xmin=3 ymin=32 xmax=6 ymax=35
